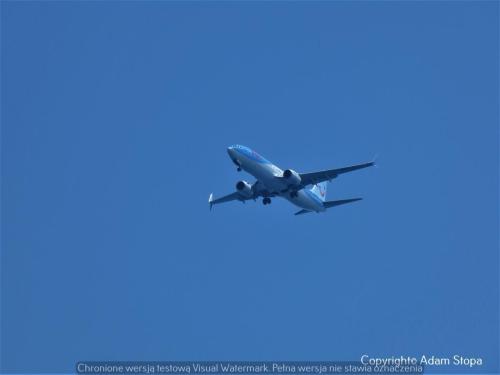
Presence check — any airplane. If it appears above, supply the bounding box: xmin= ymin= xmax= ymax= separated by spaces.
xmin=209 ymin=145 xmax=375 ymax=215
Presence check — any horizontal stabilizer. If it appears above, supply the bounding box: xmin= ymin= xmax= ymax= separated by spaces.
xmin=294 ymin=209 xmax=311 ymax=215
xmin=294 ymin=197 xmax=363 ymax=216
xmin=323 ymin=197 xmax=362 ymax=208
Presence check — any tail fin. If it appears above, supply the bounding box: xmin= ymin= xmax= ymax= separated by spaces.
xmin=310 ymin=182 xmax=327 ymax=202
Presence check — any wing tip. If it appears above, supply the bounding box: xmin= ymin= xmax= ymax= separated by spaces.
xmin=208 ymin=193 xmax=214 ymax=210
xmin=346 ymin=197 xmax=363 ymax=204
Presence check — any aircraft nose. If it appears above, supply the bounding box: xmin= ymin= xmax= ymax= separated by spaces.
xmin=227 ymin=146 xmax=236 ymax=157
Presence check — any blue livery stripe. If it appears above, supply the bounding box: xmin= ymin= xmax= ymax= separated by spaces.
xmin=232 ymin=145 xmax=270 ymax=164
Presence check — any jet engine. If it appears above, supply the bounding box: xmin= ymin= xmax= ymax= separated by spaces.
xmin=283 ymin=169 xmax=301 ymax=186
xmin=236 ymin=180 xmax=253 ymax=197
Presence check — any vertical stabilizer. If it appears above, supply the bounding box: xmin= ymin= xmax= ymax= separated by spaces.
xmin=310 ymin=182 xmax=327 ymax=202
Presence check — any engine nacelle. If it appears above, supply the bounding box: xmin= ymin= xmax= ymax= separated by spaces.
xmin=283 ymin=169 xmax=301 ymax=186
xmin=236 ymin=180 xmax=252 ymax=197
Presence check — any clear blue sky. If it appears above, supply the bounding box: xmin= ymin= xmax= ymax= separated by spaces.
xmin=1 ymin=2 xmax=498 ymax=374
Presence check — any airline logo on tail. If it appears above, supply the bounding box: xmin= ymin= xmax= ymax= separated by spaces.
xmin=318 ymin=184 xmax=326 ymax=197
xmin=311 ymin=182 xmax=328 ymax=202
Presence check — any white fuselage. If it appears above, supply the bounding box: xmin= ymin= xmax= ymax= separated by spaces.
xmin=227 ymin=146 xmax=325 ymax=212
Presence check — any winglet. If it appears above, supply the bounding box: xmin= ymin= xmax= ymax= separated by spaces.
xmin=208 ymin=193 xmax=214 ymax=210
xmin=371 ymin=153 xmax=379 ymax=167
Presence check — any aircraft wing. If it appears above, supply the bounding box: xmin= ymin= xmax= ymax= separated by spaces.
xmin=208 ymin=192 xmax=253 ymax=210
xmin=299 ymin=161 xmax=375 ymax=186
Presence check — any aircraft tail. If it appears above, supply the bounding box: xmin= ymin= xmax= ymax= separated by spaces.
xmin=323 ymin=197 xmax=362 ymax=208
xmin=294 ymin=197 xmax=362 ymax=215
xmin=310 ymin=182 xmax=328 ymax=202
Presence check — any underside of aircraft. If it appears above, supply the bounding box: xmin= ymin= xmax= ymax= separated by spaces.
xmin=209 ymin=145 xmax=375 ymax=215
